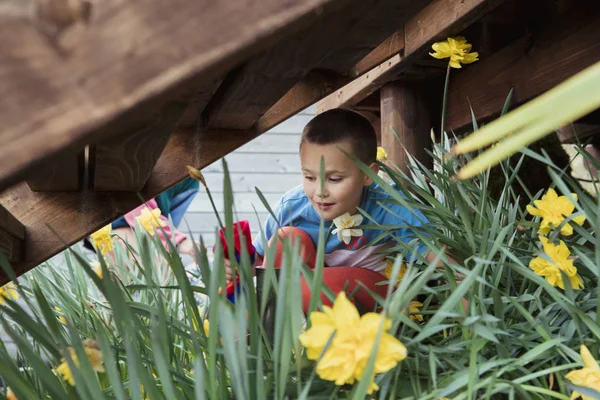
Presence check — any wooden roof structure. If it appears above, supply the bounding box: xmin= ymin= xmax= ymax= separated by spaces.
xmin=1 ymin=0 xmax=598 ymax=280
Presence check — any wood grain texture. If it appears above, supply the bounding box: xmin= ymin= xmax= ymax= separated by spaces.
xmin=380 ymin=83 xmax=431 ymax=173
xmin=92 ymin=102 xmax=186 ymax=191
xmin=445 ymin=4 xmax=600 ymax=130
xmin=0 ymin=229 xmax=21 ymax=263
xmin=350 ymin=29 xmax=405 ymax=78
xmin=0 ymin=205 xmax=25 ymax=240
xmin=205 ymin=0 xmax=425 ymax=130
xmin=316 ymin=0 xmax=507 ymax=111
xmin=0 ymin=0 xmax=345 ymax=191
xmin=176 ymin=78 xmax=224 ymax=128
xmin=26 ymin=151 xmax=84 ymax=192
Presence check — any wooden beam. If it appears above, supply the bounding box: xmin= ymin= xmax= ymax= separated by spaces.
xmin=316 ymin=0 xmax=507 ymax=112
xmin=25 ymin=151 xmax=85 ymax=192
xmin=92 ymin=102 xmax=186 ymax=192
xmin=0 ymin=0 xmax=350 ymax=192
xmin=380 ymin=82 xmax=431 ymax=173
xmin=0 ymin=205 xmax=24 ymax=263
xmin=256 ymin=70 xmax=348 ymax=133
xmin=445 ymin=4 xmax=600 ymax=130
xmin=351 ymin=29 xmax=405 ymax=78
xmin=317 ymin=54 xmax=402 ymax=114
xmin=176 ymin=79 xmax=224 ymax=128
xmin=205 ymin=0 xmax=427 ymax=130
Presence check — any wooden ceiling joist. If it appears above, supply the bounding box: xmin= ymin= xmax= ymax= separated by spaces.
xmin=205 ymin=0 xmax=430 ymax=131
xmin=0 ymin=205 xmax=25 ymax=263
xmin=0 ymin=0 xmax=351 ymax=192
xmin=316 ymin=0 xmax=508 ymax=113
xmin=92 ymin=102 xmax=186 ymax=192
xmin=26 ymin=150 xmax=85 ymax=192
xmin=350 ymin=29 xmax=405 ymax=78
xmin=445 ymin=4 xmax=600 ymax=131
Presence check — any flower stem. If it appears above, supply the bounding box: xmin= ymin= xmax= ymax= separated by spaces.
xmin=440 ymin=64 xmax=451 ymax=141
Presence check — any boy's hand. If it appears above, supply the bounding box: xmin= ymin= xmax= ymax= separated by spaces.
xmin=224 ymin=258 xmax=234 ymax=281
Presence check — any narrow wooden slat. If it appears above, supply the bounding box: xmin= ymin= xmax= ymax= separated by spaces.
xmin=445 ymin=4 xmax=600 ymax=130
xmin=380 ymin=82 xmax=431 ymax=173
xmin=0 ymin=0 xmax=348 ymax=191
xmin=317 ymin=0 xmax=507 ymax=112
xmin=177 ymin=79 xmax=224 ymax=128
xmin=92 ymin=102 xmax=186 ymax=191
xmin=206 ymin=0 xmax=430 ymax=131
xmin=26 ymin=151 xmax=84 ymax=192
xmin=316 ymin=54 xmax=402 ymax=114
xmin=350 ymin=29 xmax=405 ymax=78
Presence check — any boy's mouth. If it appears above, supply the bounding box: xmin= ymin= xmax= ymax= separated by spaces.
xmin=315 ymin=202 xmax=335 ymax=211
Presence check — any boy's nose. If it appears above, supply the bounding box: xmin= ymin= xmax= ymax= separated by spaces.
xmin=314 ymin=183 xmax=329 ymax=199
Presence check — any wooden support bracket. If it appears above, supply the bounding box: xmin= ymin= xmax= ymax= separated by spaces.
xmin=0 ymin=205 xmax=25 ymax=263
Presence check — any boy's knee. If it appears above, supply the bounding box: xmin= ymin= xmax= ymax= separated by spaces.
xmin=266 ymin=227 xmax=315 ymax=268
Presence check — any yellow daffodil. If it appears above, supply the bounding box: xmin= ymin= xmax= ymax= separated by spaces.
xmin=529 ymin=237 xmax=584 ymax=290
xmin=376 ymin=147 xmax=388 ymax=161
xmin=565 ymin=345 xmax=600 ymax=400
xmin=90 ymin=225 xmax=114 ymax=255
xmin=332 ymin=213 xmax=364 ymax=245
xmin=429 ymin=37 xmax=479 ymax=69
xmin=194 ymin=307 xmax=210 ymax=337
xmin=136 ymin=207 xmax=165 ymax=236
xmin=55 ymin=339 xmax=105 ymax=386
xmin=407 ymin=301 xmax=424 ymax=322
xmin=526 ymin=188 xmax=586 ymax=236
xmin=299 ymin=292 xmax=407 ymax=394
xmin=91 ymin=261 xmax=103 ymax=279
xmin=55 ymin=306 xmax=67 ymax=324
xmin=0 ymin=282 xmax=18 ymax=304
xmin=383 ymin=260 xmax=407 ymax=287
xmin=5 ymin=387 xmax=17 ymax=400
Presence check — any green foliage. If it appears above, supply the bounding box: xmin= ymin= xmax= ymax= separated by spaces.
xmin=0 ymin=142 xmax=599 ymax=400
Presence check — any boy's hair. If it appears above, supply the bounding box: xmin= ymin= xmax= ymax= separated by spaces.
xmin=300 ymin=109 xmax=377 ymax=164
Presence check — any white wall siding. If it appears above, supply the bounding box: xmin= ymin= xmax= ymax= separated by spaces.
xmin=181 ymin=106 xmax=313 ymax=248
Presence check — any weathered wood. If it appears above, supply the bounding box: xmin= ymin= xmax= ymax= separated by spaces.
xmin=177 ymin=79 xmax=224 ymax=128
xmin=0 ymin=205 xmax=25 ymax=240
xmin=0 ymin=229 xmax=21 ymax=263
xmin=351 ymin=29 xmax=404 ymax=78
xmin=92 ymin=102 xmax=186 ymax=192
xmin=0 ymin=0 xmax=348 ymax=192
xmin=26 ymin=150 xmax=85 ymax=192
xmin=317 ymin=0 xmax=507 ymax=112
xmin=380 ymin=82 xmax=431 ymax=173
xmin=256 ymin=71 xmax=347 ymax=133
xmin=205 ymin=0 xmax=427 ymax=130
xmin=445 ymin=4 xmax=600 ymax=130
xmin=317 ymin=54 xmax=402 ymax=114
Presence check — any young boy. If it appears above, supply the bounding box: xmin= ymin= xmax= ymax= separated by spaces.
xmin=227 ymin=109 xmax=442 ymax=312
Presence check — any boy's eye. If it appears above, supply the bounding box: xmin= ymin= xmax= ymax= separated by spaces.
xmin=328 ymin=177 xmax=342 ymax=183
xmin=304 ymin=176 xmax=316 ymax=182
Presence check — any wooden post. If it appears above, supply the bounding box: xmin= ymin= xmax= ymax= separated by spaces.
xmin=380 ymin=82 xmax=431 ymax=174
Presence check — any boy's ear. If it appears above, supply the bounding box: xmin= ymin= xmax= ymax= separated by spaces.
xmin=364 ymin=162 xmax=380 ymax=186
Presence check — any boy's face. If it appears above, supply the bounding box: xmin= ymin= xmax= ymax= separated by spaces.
xmin=300 ymin=140 xmax=379 ymax=221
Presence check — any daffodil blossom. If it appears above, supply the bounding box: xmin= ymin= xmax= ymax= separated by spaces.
xmin=566 ymin=345 xmax=600 ymax=400
xmin=136 ymin=207 xmax=166 ymax=236
xmin=90 ymin=225 xmax=114 ymax=255
xmin=332 ymin=212 xmax=364 ymax=244
xmin=55 ymin=340 xmax=105 ymax=386
xmin=299 ymin=292 xmax=407 ymax=394
xmin=429 ymin=36 xmax=479 ymax=68
xmin=529 ymin=237 xmax=584 ymax=290
xmin=376 ymin=147 xmax=387 ymax=161
xmin=526 ymin=188 xmax=586 ymax=236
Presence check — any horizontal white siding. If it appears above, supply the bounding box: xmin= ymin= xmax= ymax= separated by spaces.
xmin=181 ymin=106 xmax=313 ymax=247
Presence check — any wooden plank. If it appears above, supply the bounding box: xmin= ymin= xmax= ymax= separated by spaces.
xmin=380 ymin=82 xmax=431 ymax=173
xmin=205 ymin=0 xmax=424 ymax=130
xmin=200 ymin=172 xmax=302 ymax=193
xmin=203 ymin=153 xmax=300 ymax=174
xmin=234 ymin=134 xmax=301 ymax=154
xmin=189 ymin=192 xmax=282 ymax=213
xmin=26 ymin=150 xmax=84 ymax=192
xmin=0 ymin=205 xmax=25 ymax=240
xmin=316 ymin=54 xmax=402 ymax=114
xmin=350 ymin=29 xmax=405 ymax=78
xmin=445 ymin=5 xmax=600 ymax=130
xmin=0 ymin=0 xmax=349 ymax=192
xmin=176 ymin=79 xmax=224 ymax=128
xmin=317 ymin=0 xmax=507 ymax=112
xmin=92 ymin=102 xmax=185 ymax=191
xmin=0 ymin=229 xmax=21 ymax=263
xmin=255 ymin=71 xmax=347 ymax=133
